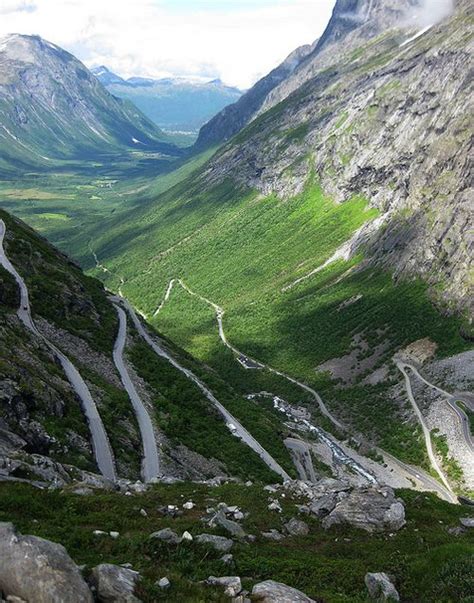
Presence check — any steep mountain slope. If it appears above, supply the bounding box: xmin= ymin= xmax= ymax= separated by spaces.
xmin=0 ymin=35 xmax=181 ymax=174
xmin=66 ymin=0 xmax=473 ymax=496
xmin=0 ymin=209 xmax=297 ymax=487
xmin=195 ymin=40 xmax=317 ymax=149
xmin=195 ymin=0 xmax=456 ymax=148
xmin=93 ymin=67 xmax=242 ymax=140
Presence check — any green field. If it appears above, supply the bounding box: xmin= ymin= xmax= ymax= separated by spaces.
xmin=0 ymin=481 xmax=472 ymax=602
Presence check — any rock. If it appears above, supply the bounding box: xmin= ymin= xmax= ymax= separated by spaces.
xmin=459 ymin=517 xmax=474 ymax=528
xmin=262 ymin=529 xmax=285 ymax=541
xmin=182 ymin=530 xmax=193 ymax=541
xmin=268 ymin=500 xmax=282 ymax=512
xmin=309 ymin=493 xmax=337 ymax=518
xmin=206 ymin=576 xmax=242 ymax=598
xmin=183 ymin=501 xmax=195 ymax=510
xmin=90 ymin=564 xmax=141 ymax=602
xmin=211 ymin=509 xmax=247 ymax=538
xmin=0 ymin=522 xmax=93 ymax=603
xmin=196 ymin=533 xmax=234 ymax=552
xmin=220 ymin=554 xmax=234 ymax=565
xmin=365 ymin=572 xmax=400 ymax=601
xmin=139 ymin=509 xmax=147 ymax=517
xmin=284 ymin=517 xmax=309 ymax=536
xmin=6 ymin=597 xmax=27 ymax=603
xmin=322 ymin=487 xmax=406 ymax=533
xmin=93 ymin=530 xmax=107 ymax=536
xmin=109 ymin=531 xmax=120 ymax=539
xmin=149 ymin=528 xmax=181 ymax=545
xmin=252 ymin=580 xmax=315 ymax=602
xmin=157 ymin=577 xmax=170 ymax=590
xmin=234 ymin=511 xmax=245 ymax=521
xmin=245 ymin=481 xmax=253 ymax=487
xmin=71 ymin=486 xmax=94 ymax=496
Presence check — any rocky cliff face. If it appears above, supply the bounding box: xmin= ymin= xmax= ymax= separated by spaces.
xmin=0 ymin=34 xmax=180 ymax=173
xmin=200 ymin=0 xmax=473 ymax=314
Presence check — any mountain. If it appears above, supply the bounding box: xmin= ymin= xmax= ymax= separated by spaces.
xmin=195 ymin=40 xmax=317 ymax=149
xmin=93 ymin=68 xmax=242 ymax=140
xmin=0 ymin=34 xmax=181 ymax=174
xmin=194 ymin=0 xmax=439 ymax=148
xmin=89 ymin=65 xmax=125 ymax=85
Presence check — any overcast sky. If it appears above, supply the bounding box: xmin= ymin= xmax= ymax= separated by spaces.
xmin=0 ymin=0 xmax=337 ymax=88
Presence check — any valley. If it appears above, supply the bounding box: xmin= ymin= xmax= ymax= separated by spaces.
xmin=0 ymin=1 xmax=472 ymax=601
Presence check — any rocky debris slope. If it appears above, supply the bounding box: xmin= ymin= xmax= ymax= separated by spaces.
xmin=201 ymin=0 xmax=473 ymax=312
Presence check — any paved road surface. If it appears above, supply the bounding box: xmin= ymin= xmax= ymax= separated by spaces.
xmin=0 ymin=219 xmax=116 ymax=481
xmin=112 ymin=303 xmax=160 ymax=482
xmin=123 ymin=297 xmax=290 ymax=481
xmin=396 ymin=360 xmax=456 ymax=503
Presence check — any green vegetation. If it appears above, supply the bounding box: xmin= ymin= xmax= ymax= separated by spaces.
xmin=0 ymin=481 xmax=472 ymax=602
xmin=432 ymin=429 xmax=465 ymax=492
xmin=128 ymin=338 xmax=295 ymax=482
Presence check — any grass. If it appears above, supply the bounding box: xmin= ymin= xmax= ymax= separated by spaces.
xmin=0 ymin=481 xmax=472 ymax=602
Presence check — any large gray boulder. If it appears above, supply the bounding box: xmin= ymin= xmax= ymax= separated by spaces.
xmin=210 ymin=510 xmax=246 ymax=538
xmin=90 ymin=564 xmax=141 ymax=602
xmin=365 ymin=572 xmax=400 ymax=601
xmin=206 ymin=576 xmax=242 ymax=597
xmin=195 ymin=533 xmax=234 ymax=552
xmin=322 ymin=487 xmax=406 ymax=533
xmin=252 ymin=580 xmax=315 ymax=602
xmin=149 ymin=528 xmax=181 ymax=545
xmin=0 ymin=522 xmax=93 ymax=603
xmin=284 ymin=517 xmax=309 ymax=537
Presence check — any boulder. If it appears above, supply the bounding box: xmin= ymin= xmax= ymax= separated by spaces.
xmin=149 ymin=528 xmax=181 ymax=545
xmin=210 ymin=510 xmax=246 ymax=538
xmin=365 ymin=572 xmax=400 ymax=601
xmin=459 ymin=517 xmax=474 ymax=528
xmin=156 ymin=577 xmax=170 ymax=590
xmin=309 ymin=493 xmax=337 ymax=518
xmin=284 ymin=518 xmax=309 ymax=536
xmin=195 ymin=533 xmax=234 ymax=552
xmin=206 ymin=576 xmax=242 ymax=597
xmin=262 ymin=529 xmax=285 ymax=541
xmin=0 ymin=522 xmax=93 ymax=603
xmin=322 ymin=487 xmax=406 ymax=533
xmin=252 ymin=580 xmax=315 ymax=602
xmin=90 ymin=564 xmax=141 ymax=602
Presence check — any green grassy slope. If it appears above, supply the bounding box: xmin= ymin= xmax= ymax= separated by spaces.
xmin=0 ymin=481 xmax=472 ymax=602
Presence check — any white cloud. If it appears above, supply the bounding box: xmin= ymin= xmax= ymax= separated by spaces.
xmin=0 ymin=0 xmax=336 ymax=88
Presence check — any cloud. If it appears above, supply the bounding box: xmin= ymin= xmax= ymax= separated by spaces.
xmin=0 ymin=0 xmax=36 ymax=14
xmin=0 ymin=0 xmax=335 ymax=88
xmin=404 ymin=0 xmax=454 ymax=27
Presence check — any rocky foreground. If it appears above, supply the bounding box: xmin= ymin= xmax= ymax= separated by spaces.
xmin=0 ymin=477 xmax=472 ymax=602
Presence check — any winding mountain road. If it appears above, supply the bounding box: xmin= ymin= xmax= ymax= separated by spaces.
xmin=0 ymin=219 xmax=116 ymax=482
xmin=121 ymin=297 xmax=290 ymax=481
xmin=155 ymin=278 xmax=345 ymax=431
xmin=404 ymin=362 xmax=474 ymax=454
xmin=112 ymin=302 xmax=160 ymax=482
xmin=396 ymin=360 xmax=456 ymax=503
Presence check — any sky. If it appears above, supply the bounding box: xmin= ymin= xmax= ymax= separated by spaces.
xmin=0 ymin=0 xmax=337 ymax=88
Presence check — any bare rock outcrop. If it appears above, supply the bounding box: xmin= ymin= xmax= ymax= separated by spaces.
xmin=0 ymin=522 xmax=93 ymax=603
